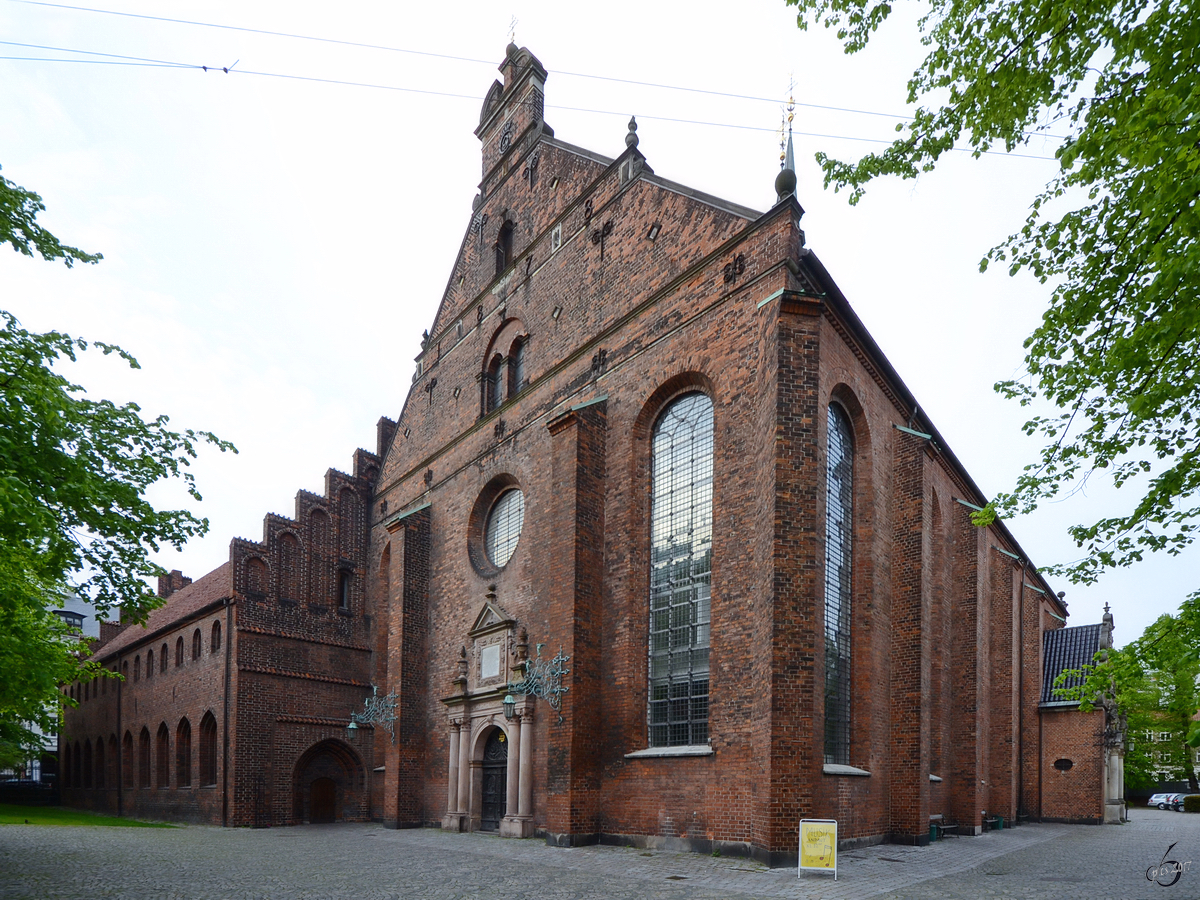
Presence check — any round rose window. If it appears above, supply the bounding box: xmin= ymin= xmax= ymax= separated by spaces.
xmin=485 ymin=488 xmax=524 ymax=568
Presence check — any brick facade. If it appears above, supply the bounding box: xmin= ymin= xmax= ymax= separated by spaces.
xmin=60 ymin=43 xmax=1103 ymax=859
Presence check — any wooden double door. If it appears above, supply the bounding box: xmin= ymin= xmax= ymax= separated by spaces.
xmin=480 ymin=730 xmax=507 ymax=831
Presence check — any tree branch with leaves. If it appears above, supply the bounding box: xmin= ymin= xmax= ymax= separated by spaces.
xmin=787 ymin=0 xmax=1200 ymax=590
xmin=0 ymin=164 xmax=234 ymax=767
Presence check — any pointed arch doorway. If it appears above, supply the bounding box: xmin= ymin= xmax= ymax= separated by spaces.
xmin=480 ymin=728 xmax=508 ymax=831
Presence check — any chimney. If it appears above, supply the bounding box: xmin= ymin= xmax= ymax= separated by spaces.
xmin=157 ymin=569 xmax=192 ymax=599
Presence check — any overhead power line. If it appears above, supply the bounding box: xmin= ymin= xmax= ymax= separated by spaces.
xmin=0 ymin=40 xmax=1061 ymax=161
xmin=6 ymin=0 xmax=920 ymax=121
xmin=7 ymin=0 xmax=1071 ymax=141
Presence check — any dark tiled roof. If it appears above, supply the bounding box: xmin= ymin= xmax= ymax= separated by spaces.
xmin=1041 ymin=623 xmax=1104 ymax=706
xmin=94 ymin=563 xmax=232 ymax=662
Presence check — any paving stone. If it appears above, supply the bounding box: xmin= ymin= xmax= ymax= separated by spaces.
xmin=1 ymin=808 xmax=1196 ymax=899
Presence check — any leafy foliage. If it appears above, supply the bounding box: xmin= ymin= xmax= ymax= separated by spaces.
xmin=787 ymin=0 xmax=1200 ymax=586
xmin=0 ymin=166 xmax=101 ymax=267
xmin=0 ymin=167 xmax=234 ymax=766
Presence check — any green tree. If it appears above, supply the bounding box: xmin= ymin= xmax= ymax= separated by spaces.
xmin=1056 ymin=612 xmax=1199 ymax=790
xmin=0 ymin=166 xmax=234 ymax=766
xmin=786 ymin=0 xmax=1200 ymax=587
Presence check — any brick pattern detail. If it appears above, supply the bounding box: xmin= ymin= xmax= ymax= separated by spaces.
xmin=542 ymin=401 xmax=606 ymax=839
xmin=888 ymin=434 xmax=930 ymax=841
xmin=381 ymin=506 xmax=430 ymax=827
xmin=1040 ymin=708 xmax=1105 ymax=822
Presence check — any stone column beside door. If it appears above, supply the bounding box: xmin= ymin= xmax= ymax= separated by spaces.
xmin=501 ymin=702 xmax=534 ymax=837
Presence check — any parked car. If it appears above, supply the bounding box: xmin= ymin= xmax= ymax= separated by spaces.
xmin=1148 ymin=793 xmax=1181 ymax=809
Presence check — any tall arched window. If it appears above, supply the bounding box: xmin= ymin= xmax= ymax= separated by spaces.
xmin=108 ymin=734 xmax=118 ymax=788
xmin=146 ymin=649 xmax=153 ymax=680
xmin=648 ymin=392 xmax=714 ymax=748
xmin=138 ymin=728 xmax=151 ymax=788
xmin=133 ymin=656 xmax=140 ymax=682
xmin=192 ymin=629 xmax=202 ymax=660
xmin=211 ymin=621 xmax=222 ymax=653
xmin=156 ymin=723 xmax=170 ymax=788
xmin=122 ymin=731 xmax=133 ymax=786
xmin=176 ymin=718 xmax=192 ymax=787
xmin=485 ymin=354 xmax=503 ymax=413
xmin=94 ymin=736 xmax=105 ymax=789
xmin=824 ymin=403 xmax=854 ymax=766
xmin=507 ymin=338 xmax=525 ymax=399
xmin=82 ymin=740 xmax=93 ymax=789
xmin=175 ymin=636 xmax=184 ymax=667
xmin=199 ymin=712 xmax=218 ymax=786
xmin=160 ymin=644 xmax=168 ymax=673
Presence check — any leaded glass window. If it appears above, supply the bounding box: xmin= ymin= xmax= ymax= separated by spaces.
xmin=649 ymin=393 xmax=713 ymax=747
xmin=485 ymin=488 xmax=524 ymax=568
xmin=824 ymin=404 xmax=854 ymax=765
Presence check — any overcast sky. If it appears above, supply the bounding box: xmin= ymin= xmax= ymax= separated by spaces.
xmin=3 ymin=0 xmax=1191 ymax=647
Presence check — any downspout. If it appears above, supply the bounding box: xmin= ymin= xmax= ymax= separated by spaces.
xmin=116 ymin=655 xmax=123 ymax=818
xmin=1038 ymin=703 xmax=1044 ymax=819
xmin=222 ymin=597 xmax=233 ymax=826
xmin=1017 ymin=571 xmax=1025 ymax=822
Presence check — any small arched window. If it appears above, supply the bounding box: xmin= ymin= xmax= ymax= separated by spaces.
xmin=175 ymin=637 xmax=184 ymax=667
xmin=507 ymin=338 xmax=525 ymax=399
xmin=338 ymin=571 xmax=351 ymax=611
xmin=133 ymin=656 xmax=140 ymax=682
xmin=82 ymin=740 xmax=93 ymax=789
xmin=146 ymin=649 xmax=153 ymax=680
xmin=495 ymin=220 xmax=514 ymax=275
xmin=192 ymin=629 xmax=202 ymax=660
xmin=160 ymin=643 xmax=168 ymax=673
xmin=211 ymin=621 xmax=221 ymax=653
xmin=824 ymin=403 xmax=855 ymax=766
xmin=485 ymin=354 xmax=503 ymax=414
xmin=94 ymin=736 xmax=105 ymax=790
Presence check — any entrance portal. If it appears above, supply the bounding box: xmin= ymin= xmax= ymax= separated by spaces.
xmin=480 ymin=729 xmax=507 ymax=831
xmin=310 ymin=777 xmax=335 ymax=823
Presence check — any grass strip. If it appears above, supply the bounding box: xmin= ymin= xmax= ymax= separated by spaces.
xmin=0 ymin=803 xmax=176 ymax=827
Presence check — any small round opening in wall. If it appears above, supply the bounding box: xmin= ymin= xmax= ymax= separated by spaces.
xmin=1053 ymin=758 xmax=1074 ymax=771
xmin=485 ymin=488 xmax=524 ymax=568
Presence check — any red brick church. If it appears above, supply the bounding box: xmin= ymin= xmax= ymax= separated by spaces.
xmin=59 ymin=44 xmax=1112 ymax=861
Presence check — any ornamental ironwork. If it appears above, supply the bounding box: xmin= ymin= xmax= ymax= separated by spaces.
xmin=508 ymin=643 xmax=571 ymax=724
xmin=351 ymin=685 xmax=398 ymax=744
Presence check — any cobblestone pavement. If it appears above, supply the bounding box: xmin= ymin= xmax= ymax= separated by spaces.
xmin=1 ymin=808 xmax=1196 ymax=900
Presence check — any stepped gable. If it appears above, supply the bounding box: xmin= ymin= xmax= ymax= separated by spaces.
xmin=229 ymin=444 xmax=379 ymax=610
xmin=382 ymin=54 xmax=764 ymax=493
xmin=92 ymin=563 xmax=232 ymax=662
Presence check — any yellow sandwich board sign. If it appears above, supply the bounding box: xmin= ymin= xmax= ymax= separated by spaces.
xmin=799 ymin=818 xmax=838 ymax=880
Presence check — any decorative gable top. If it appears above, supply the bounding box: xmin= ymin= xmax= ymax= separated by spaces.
xmin=469 ymin=597 xmax=515 ymax=639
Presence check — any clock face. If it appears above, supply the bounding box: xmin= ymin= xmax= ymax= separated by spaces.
xmin=499 ymin=122 xmax=514 ymax=153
